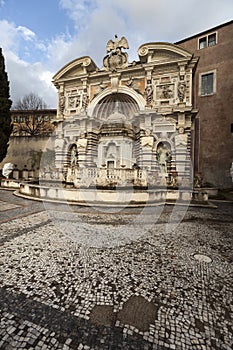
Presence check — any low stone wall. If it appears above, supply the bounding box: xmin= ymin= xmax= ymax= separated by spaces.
xmin=15 ymin=181 xmax=193 ymax=207
xmin=0 ymin=179 xmax=21 ymax=189
xmin=0 ymin=135 xmax=54 ymax=172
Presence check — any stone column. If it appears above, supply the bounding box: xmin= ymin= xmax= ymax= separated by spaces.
xmin=174 ymin=130 xmax=192 ymax=186
xmin=140 ymin=131 xmax=154 ymax=170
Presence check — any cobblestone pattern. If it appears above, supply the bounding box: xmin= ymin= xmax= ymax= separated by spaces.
xmin=0 ymin=190 xmax=44 ymax=224
xmin=0 ymin=190 xmax=232 ymax=349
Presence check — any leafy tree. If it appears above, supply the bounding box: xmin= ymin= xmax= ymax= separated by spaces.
xmin=0 ymin=48 xmax=12 ymax=163
xmin=13 ymin=92 xmax=47 ymax=110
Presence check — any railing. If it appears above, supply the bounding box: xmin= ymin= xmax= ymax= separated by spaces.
xmin=75 ymin=167 xmax=148 ymax=187
xmin=77 ymin=168 xmax=146 ymax=181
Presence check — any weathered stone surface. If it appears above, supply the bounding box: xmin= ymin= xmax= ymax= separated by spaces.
xmin=117 ymin=296 xmax=159 ymax=332
xmin=0 ymin=189 xmax=233 ymax=349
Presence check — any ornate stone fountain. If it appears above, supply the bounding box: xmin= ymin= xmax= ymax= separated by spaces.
xmin=17 ymin=35 xmax=198 ymax=206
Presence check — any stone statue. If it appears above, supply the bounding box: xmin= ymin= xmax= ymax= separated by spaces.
xmin=126 ymin=77 xmax=142 ymax=95
xmin=81 ymin=94 xmax=89 ymax=110
xmin=70 ymin=147 xmax=77 ymax=167
xmin=157 ymin=144 xmax=171 ymax=173
xmin=2 ymin=163 xmax=14 ymax=179
xmin=144 ymin=81 xmax=153 ymax=106
xmin=59 ymin=94 xmax=65 ymax=114
xmin=103 ymin=35 xmax=129 ymax=71
xmin=141 ymin=129 xmax=154 ymax=148
xmin=106 ymin=34 xmax=129 ymax=54
xmin=194 ymin=172 xmax=203 ymax=188
xmin=178 ymin=81 xmax=186 ymax=102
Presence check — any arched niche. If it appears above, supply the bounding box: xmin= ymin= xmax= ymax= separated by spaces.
xmin=67 ymin=143 xmax=78 ymax=167
xmin=88 ymin=87 xmax=145 ymax=119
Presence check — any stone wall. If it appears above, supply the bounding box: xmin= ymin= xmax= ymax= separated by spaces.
xmin=0 ymin=136 xmax=54 ymax=172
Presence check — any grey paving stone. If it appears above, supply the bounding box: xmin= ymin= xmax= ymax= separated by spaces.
xmin=0 ymin=189 xmax=232 ymax=349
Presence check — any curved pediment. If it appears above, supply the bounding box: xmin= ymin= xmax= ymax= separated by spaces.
xmin=53 ymin=56 xmax=98 ymax=82
xmin=138 ymin=42 xmax=192 ymax=64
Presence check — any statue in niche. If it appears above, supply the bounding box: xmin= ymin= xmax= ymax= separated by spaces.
xmin=141 ymin=129 xmax=154 ymax=148
xmin=157 ymin=143 xmax=171 ymax=174
xmin=70 ymin=146 xmax=77 ymax=167
xmin=144 ymin=80 xmax=153 ymax=106
xmin=160 ymin=85 xmax=173 ymax=99
xmin=177 ymin=81 xmax=186 ymax=102
xmin=103 ymin=35 xmax=129 ymax=71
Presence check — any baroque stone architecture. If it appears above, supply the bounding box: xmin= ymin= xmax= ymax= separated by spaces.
xmin=51 ymin=36 xmax=198 ymax=191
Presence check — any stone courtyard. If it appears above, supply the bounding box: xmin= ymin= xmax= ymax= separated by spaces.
xmin=0 ymin=189 xmax=232 ymax=350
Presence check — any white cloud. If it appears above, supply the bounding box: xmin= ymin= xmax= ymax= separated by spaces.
xmin=0 ymin=20 xmax=57 ymax=107
xmin=59 ymin=0 xmax=98 ymax=30
xmin=17 ymin=26 xmax=36 ymax=41
xmin=1 ymin=0 xmax=233 ymax=108
xmin=5 ymin=51 xmax=57 ymax=108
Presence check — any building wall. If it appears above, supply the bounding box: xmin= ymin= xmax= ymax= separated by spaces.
xmin=0 ymin=136 xmax=51 ymax=171
xmin=177 ymin=21 xmax=233 ymax=188
xmin=11 ymin=109 xmax=56 ymax=136
xmin=0 ymin=109 xmax=57 ymax=174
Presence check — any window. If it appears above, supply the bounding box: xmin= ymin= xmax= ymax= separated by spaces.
xmin=198 ymin=32 xmax=217 ymax=49
xmin=199 ymin=37 xmax=207 ymax=49
xmin=19 ymin=116 xmax=24 ymax=123
xmin=13 ymin=116 xmax=18 ymax=123
xmin=208 ymin=33 xmax=216 ymax=46
xmin=199 ymin=71 xmax=216 ymax=96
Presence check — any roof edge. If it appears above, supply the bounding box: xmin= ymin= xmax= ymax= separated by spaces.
xmin=175 ymin=19 xmax=233 ymax=44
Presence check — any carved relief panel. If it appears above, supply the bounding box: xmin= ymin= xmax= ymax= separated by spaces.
xmin=156 ymin=84 xmax=174 ymax=100
xmin=67 ymin=87 xmax=81 ymax=109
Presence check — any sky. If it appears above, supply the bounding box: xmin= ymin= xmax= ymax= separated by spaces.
xmin=0 ymin=0 xmax=232 ymax=108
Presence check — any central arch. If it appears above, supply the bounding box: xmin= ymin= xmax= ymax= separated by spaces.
xmin=92 ymin=92 xmax=139 ymax=120
xmin=88 ymin=86 xmax=146 ymax=119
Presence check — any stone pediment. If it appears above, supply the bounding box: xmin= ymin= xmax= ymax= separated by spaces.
xmin=138 ymin=42 xmax=192 ymax=64
xmin=53 ymin=56 xmax=97 ymax=82
xmin=151 ymin=50 xmax=183 ymax=62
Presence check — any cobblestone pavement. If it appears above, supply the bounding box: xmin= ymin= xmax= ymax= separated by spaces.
xmin=0 ymin=189 xmax=232 ymax=349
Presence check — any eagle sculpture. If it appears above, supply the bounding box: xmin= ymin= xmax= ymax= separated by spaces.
xmin=106 ymin=35 xmax=129 ymax=54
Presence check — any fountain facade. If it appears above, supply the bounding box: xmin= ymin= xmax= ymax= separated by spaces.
xmin=19 ymin=36 xmax=199 ymax=206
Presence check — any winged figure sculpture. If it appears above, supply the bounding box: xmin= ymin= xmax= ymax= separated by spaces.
xmin=106 ymin=35 xmax=129 ymax=54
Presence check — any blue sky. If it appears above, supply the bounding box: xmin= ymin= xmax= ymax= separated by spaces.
xmin=0 ymin=0 xmax=232 ymax=108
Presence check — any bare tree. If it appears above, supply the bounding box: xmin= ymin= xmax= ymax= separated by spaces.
xmin=12 ymin=93 xmax=55 ymax=136
xmin=13 ymin=93 xmax=48 ymax=110
xmin=12 ymin=111 xmax=55 ymax=136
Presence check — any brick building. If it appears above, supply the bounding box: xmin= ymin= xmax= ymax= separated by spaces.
xmin=176 ymin=20 xmax=233 ymax=188
xmin=11 ymin=109 xmax=56 ymax=136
